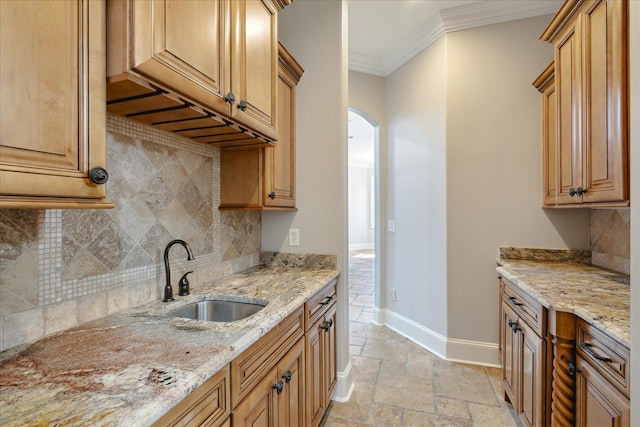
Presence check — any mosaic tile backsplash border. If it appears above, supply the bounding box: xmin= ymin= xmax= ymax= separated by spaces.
xmin=0 ymin=114 xmax=262 ymax=351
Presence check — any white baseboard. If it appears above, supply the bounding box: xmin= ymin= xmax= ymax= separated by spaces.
xmin=372 ymin=308 xmax=500 ymax=367
xmin=348 ymin=243 xmax=374 ymax=250
xmin=332 ymin=360 xmax=354 ymax=402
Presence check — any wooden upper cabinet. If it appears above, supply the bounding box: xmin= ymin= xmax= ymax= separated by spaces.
xmin=533 ymin=63 xmax=557 ymax=207
xmin=0 ymin=0 xmax=113 ymax=209
xmin=230 ymin=0 xmax=279 ymax=141
xmin=116 ymin=0 xmax=230 ymax=115
xmin=107 ymin=0 xmax=288 ymax=148
xmin=540 ymin=0 xmax=629 ymax=207
xmin=220 ymin=42 xmax=303 ymax=210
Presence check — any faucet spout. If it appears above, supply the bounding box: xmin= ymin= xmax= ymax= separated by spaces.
xmin=163 ymin=239 xmax=195 ymax=302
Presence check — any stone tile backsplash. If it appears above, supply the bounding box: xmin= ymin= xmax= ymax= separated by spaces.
xmin=0 ymin=114 xmax=261 ymax=351
xmin=590 ymin=209 xmax=630 ymax=275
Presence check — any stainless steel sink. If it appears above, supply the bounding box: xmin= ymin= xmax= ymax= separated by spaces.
xmin=167 ymin=299 xmax=266 ymax=322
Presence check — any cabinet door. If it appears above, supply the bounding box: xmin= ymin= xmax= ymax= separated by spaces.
xmin=581 ymin=0 xmax=628 ymax=203
xmin=554 ymin=13 xmax=583 ymax=205
xmin=0 ymin=0 xmax=111 ymax=208
xmin=263 ymin=46 xmax=301 ymax=209
xmin=542 ymin=77 xmax=558 ymax=206
xmin=323 ymin=305 xmax=338 ymax=401
xmin=125 ymin=0 xmax=230 ymax=115
xmin=305 ymin=319 xmax=325 ymax=427
xmin=501 ymin=302 xmax=519 ymax=406
xmin=575 ymin=356 xmax=630 ymax=427
xmin=277 ymin=339 xmax=305 ymax=427
xmin=230 ymin=0 xmax=278 ymax=141
xmin=519 ymin=320 xmax=545 ymax=427
xmin=233 ymin=367 xmax=278 ymax=427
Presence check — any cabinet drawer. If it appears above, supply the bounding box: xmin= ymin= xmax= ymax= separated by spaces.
xmin=576 ymin=319 xmax=630 ymax=398
xmin=231 ymin=306 xmax=304 ymax=408
xmin=305 ymin=280 xmax=337 ymax=332
xmin=502 ymin=278 xmax=546 ymax=336
xmin=152 ymin=365 xmax=230 ymax=427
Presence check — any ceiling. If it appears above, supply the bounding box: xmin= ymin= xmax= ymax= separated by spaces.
xmin=347 ymin=0 xmax=563 ymax=168
xmin=348 ymin=0 xmax=563 ymax=77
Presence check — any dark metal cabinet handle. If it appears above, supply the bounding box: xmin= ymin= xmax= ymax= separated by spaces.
xmin=320 ymin=296 xmax=333 ymax=306
xmin=89 ymin=167 xmax=109 ymax=184
xmin=569 ymin=188 xmax=577 ymax=197
xmin=508 ymin=319 xmax=519 ymax=333
xmin=282 ymin=371 xmax=292 ymax=383
xmin=273 ymin=381 xmax=284 ymax=394
xmin=580 ymin=343 xmax=613 ymax=363
xmin=320 ymin=321 xmax=330 ymax=331
xmin=568 ymin=362 xmax=580 ymax=377
xmin=576 ymin=187 xmax=586 ymax=196
xmin=508 ymin=296 xmax=523 ymax=307
xmin=225 ymin=92 xmax=236 ymax=105
xmin=268 ymin=191 xmax=276 ymax=200
xmin=238 ymin=100 xmax=248 ymax=111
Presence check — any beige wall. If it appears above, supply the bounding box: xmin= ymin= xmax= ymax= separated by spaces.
xmin=0 ymin=115 xmax=261 ymax=351
xmin=348 ymin=70 xmax=386 ymax=308
xmin=445 ymin=16 xmax=590 ymax=346
xmin=385 ymin=36 xmax=449 ymax=337
xmin=265 ymin=0 xmax=351 ymax=390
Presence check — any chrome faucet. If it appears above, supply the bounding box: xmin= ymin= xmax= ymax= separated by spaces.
xmin=163 ymin=240 xmax=195 ymax=302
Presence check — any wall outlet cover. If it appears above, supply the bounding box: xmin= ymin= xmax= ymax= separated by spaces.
xmin=288 ymin=228 xmax=300 ymax=246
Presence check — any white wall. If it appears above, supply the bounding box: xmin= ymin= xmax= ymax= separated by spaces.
xmin=265 ymin=0 xmax=352 ymax=399
xmin=348 ymin=166 xmax=374 ymax=248
xmin=445 ymin=16 xmax=590 ymax=351
xmin=384 ymin=37 xmax=449 ymax=340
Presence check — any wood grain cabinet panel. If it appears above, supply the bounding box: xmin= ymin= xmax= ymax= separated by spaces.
xmin=500 ymin=279 xmax=549 ymax=427
xmin=107 ymin=0 xmax=288 ymax=148
xmin=305 ymin=284 xmax=337 ymax=427
xmin=0 ymin=0 xmax=113 ymax=209
xmin=220 ymin=42 xmax=303 ymax=210
xmin=575 ymin=356 xmax=630 ymax=427
xmin=539 ymin=0 xmax=629 ymax=207
xmin=533 ymin=63 xmax=557 ymax=207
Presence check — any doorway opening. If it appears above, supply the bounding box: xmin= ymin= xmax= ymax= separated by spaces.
xmin=347 ymin=109 xmax=377 ymax=324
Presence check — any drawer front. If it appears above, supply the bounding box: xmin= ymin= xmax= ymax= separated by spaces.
xmin=231 ymin=306 xmax=304 ymax=408
xmin=502 ymin=278 xmax=546 ymax=336
xmin=576 ymin=319 xmax=630 ymax=397
xmin=153 ymin=365 xmax=230 ymax=427
xmin=305 ymin=279 xmax=337 ymax=332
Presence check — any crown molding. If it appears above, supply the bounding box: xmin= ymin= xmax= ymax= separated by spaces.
xmin=348 ymin=0 xmax=562 ymax=77
xmin=348 ymin=51 xmax=387 ymax=77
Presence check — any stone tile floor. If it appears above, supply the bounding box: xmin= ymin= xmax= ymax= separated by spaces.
xmin=321 ymin=249 xmax=519 ymax=426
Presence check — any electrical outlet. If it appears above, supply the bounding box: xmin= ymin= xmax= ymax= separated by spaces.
xmin=391 ymin=288 xmax=397 ymax=301
xmin=288 ymin=228 xmax=300 ymax=246
xmin=388 ymin=220 xmax=396 ymax=232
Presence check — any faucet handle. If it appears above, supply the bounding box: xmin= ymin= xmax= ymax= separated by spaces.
xmin=178 ymin=271 xmax=193 ymax=296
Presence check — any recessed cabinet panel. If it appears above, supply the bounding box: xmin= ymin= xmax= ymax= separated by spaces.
xmin=129 ymin=0 xmax=229 ymax=114
xmin=581 ymin=0 xmax=628 ymax=203
xmin=555 ymin=21 xmax=582 ymax=205
xmin=230 ymin=0 xmax=278 ymax=140
xmin=0 ymin=0 xmax=112 ymax=208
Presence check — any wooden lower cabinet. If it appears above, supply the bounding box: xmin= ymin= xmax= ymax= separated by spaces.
xmin=233 ymin=339 xmax=305 ymax=427
xmin=500 ymin=278 xmax=550 ymax=427
xmin=152 ymin=366 xmax=230 ymax=427
xmin=575 ymin=355 xmax=630 ymax=427
xmin=306 ymin=303 xmax=337 ymax=427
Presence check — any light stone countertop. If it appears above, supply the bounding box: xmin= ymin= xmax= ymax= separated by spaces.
xmin=496 ymin=259 xmax=629 ymax=348
xmin=0 ymin=266 xmax=340 ymax=427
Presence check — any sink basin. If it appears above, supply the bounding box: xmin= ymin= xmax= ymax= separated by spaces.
xmin=168 ymin=300 xmax=266 ymax=322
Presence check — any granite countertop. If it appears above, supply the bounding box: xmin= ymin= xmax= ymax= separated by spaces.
xmin=496 ymin=258 xmax=630 ymax=348
xmin=0 ymin=266 xmax=340 ymax=426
